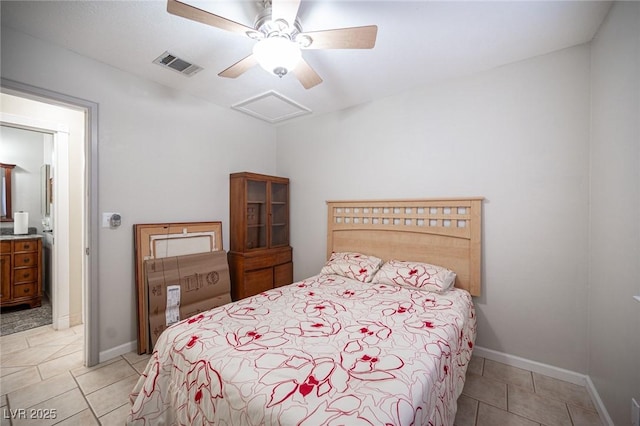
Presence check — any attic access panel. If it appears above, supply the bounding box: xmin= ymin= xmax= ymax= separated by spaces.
xmin=232 ymin=90 xmax=311 ymax=124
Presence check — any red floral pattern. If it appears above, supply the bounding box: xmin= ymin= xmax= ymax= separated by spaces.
xmin=373 ymin=260 xmax=457 ymax=293
xmin=320 ymin=252 xmax=383 ymax=283
xmin=128 ymin=274 xmax=476 ymax=425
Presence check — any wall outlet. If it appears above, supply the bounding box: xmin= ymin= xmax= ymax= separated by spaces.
xmin=632 ymin=398 xmax=640 ymax=426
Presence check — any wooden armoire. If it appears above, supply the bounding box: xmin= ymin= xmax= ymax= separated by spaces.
xmin=228 ymin=172 xmax=293 ymax=300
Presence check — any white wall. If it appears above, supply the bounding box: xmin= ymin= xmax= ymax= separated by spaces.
xmin=5 ymin=8 xmax=637 ymax=422
xmin=1 ymin=26 xmax=277 ymax=354
xmin=589 ymin=2 xmax=640 ymax=425
xmin=277 ymin=45 xmax=592 ymax=373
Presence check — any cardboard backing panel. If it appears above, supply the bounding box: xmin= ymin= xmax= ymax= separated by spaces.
xmin=146 ymin=250 xmax=231 ymax=349
xmin=134 ymin=222 xmax=223 ymax=354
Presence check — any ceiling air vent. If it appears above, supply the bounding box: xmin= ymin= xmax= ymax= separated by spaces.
xmin=153 ymin=51 xmax=203 ymax=77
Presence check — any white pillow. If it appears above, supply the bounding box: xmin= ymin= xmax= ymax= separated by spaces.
xmin=372 ymin=260 xmax=456 ymax=292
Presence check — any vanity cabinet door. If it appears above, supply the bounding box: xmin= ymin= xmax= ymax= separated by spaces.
xmin=1 ymin=254 xmax=10 ymax=302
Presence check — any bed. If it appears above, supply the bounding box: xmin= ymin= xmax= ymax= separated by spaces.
xmin=128 ymin=198 xmax=482 ymax=425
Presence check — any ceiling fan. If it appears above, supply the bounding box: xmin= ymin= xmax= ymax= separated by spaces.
xmin=167 ymin=0 xmax=378 ymax=89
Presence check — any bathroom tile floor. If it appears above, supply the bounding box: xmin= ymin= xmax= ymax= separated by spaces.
xmin=1 ymin=325 xmax=604 ymax=425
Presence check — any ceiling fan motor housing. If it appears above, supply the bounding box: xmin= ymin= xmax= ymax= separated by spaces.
xmin=254 ymin=6 xmax=303 ymax=40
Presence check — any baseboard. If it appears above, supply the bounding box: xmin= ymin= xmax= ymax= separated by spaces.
xmin=474 ymin=346 xmax=613 ymax=426
xmin=584 ymin=375 xmax=615 ymax=426
xmin=473 ymin=346 xmax=586 ymax=385
xmin=53 ymin=315 xmax=70 ymax=330
xmin=68 ymin=312 xmax=82 ymax=327
xmin=99 ymin=340 xmax=137 ymax=363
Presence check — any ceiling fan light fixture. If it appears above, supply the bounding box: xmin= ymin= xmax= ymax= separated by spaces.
xmin=253 ymin=36 xmax=301 ymax=77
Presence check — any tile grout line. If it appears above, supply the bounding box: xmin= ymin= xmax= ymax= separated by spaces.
xmin=474 ymin=355 xmax=484 ymax=425
xmin=5 ymin=392 xmax=13 ymax=426
xmin=505 ymin=382 xmax=510 ymax=415
xmin=68 ymin=356 xmax=121 ymax=425
xmin=567 ymin=401 xmax=575 ymax=426
xmin=6 ymin=382 xmax=75 ymax=426
xmin=78 ymin=354 xmax=141 ymax=423
xmin=531 ymin=370 xmax=537 ymax=394
xmin=99 ymin=402 xmax=130 ymax=423
xmin=469 ymin=357 xmax=604 ymax=426
xmin=474 ymin=399 xmax=480 ymax=426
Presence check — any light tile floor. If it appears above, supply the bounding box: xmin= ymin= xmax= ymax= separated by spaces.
xmin=455 ymin=356 xmax=604 ymax=426
xmin=0 ymin=324 xmax=149 ymax=425
xmin=1 ymin=325 xmax=604 ymax=426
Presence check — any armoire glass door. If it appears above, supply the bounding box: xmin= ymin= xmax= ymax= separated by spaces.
xmin=246 ymin=180 xmax=267 ymax=249
xmin=270 ymin=182 xmax=288 ymax=247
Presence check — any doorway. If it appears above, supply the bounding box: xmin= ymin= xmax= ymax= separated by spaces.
xmin=0 ymin=125 xmax=56 ymax=334
xmin=1 ymin=79 xmax=99 ymax=366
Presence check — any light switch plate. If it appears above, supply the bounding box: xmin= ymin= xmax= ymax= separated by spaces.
xmin=102 ymin=212 xmax=118 ymax=228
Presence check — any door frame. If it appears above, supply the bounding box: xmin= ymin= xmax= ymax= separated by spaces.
xmin=1 ymin=78 xmax=99 ymax=367
xmin=1 ymin=113 xmax=71 ymax=332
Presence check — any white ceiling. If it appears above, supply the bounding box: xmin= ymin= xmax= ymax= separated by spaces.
xmin=1 ymin=0 xmax=612 ymax=124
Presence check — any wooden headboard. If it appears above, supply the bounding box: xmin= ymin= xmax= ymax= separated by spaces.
xmin=326 ymin=198 xmax=483 ymax=296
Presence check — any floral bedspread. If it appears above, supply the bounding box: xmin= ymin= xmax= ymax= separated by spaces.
xmin=127 ymin=274 xmax=476 ymax=425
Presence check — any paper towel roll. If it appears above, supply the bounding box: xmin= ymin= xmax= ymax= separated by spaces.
xmin=14 ymin=211 xmax=29 ymax=235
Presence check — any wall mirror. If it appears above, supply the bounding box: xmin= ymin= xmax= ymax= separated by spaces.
xmin=1 ymin=163 xmax=16 ymax=222
xmin=41 ymin=164 xmax=51 ymax=217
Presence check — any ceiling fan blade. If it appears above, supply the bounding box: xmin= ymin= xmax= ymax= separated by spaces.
xmin=271 ymin=0 xmax=301 ymax=29
xmin=218 ymin=54 xmax=258 ymax=78
xmin=292 ymin=58 xmax=323 ymax=89
xmin=300 ymin=25 xmax=378 ymax=49
xmin=167 ymin=0 xmax=254 ymax=36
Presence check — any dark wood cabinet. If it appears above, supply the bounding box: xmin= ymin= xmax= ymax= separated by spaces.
xmin=229 ymin=172 xmax=293 ymax=300
xmin=0 ymin=238 xmax=43 ymax=308
xmin=1 ymin=251 xmax=11 ymax=304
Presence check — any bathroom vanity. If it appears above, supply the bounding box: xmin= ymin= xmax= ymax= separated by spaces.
xmin=0 ymin=235 xmax=43 ymax=309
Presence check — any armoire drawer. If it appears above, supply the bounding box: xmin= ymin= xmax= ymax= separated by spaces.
xmin=242 ymin=249 xmax=292 ymax=271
